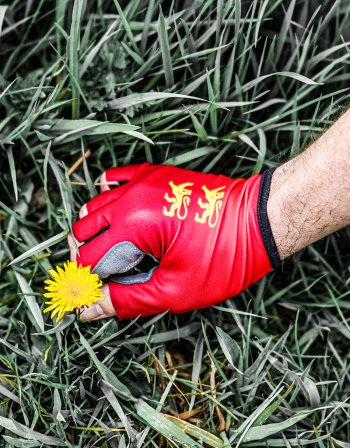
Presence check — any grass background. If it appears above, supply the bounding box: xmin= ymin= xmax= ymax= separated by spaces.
xmin=1 ymin=0 xmax=350 ymax=446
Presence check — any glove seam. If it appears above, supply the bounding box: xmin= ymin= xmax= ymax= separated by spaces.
xmin=257 ymin=169 xmax=283 ymax=270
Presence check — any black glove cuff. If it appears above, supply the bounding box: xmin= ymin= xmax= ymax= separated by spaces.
xmin=257 ymin=168 xmax=283 ymax=270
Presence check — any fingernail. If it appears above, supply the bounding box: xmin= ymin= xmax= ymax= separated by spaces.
xmin=80 ymin=303 xmax=105 ymax=321
xmin=100 ymin=172 xmax=109 ymax=192
xmin=79 ymin=204 xmax=88 ymax=218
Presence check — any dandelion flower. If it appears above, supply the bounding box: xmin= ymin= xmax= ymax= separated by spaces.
xmin=43 ymin=261 xmax=103 ymax=322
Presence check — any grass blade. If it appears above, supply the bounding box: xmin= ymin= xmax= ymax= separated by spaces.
xmin=9 ymin=230 xmax=68 ymax=266
xmin=158 ymin=7 xmax=174 ymax=88
xmin=69 ymin=0 xmax=84 ymax=118
xmin=242 ymin=410 xmax=313 ymax=442
xmin=14 ymin=272 xmax=44 ymax=332
xmin=136 ymin=400 xmax=198 ymax=447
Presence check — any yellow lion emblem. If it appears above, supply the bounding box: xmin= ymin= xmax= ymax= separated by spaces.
xmin=163 ymin=181 xmax=193 ymax=220
xmin=195 ymin=185 xmax=225 ymax=228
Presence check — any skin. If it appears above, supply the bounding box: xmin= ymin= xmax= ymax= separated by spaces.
xmin=69 ymin=107 xmax=350 ymax=321
xmin=267 ymin=107 xmax=350 ymax=258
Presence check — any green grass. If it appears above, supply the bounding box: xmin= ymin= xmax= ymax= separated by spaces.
xmin=1 ymin=0 xmax=350 ymax=446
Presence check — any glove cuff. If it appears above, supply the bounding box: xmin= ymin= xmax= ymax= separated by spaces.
xmin=257 ymin=169 xmax=282 ymax=269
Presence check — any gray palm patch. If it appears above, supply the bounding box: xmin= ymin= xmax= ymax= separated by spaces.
xmin=92 ymin=241 xmax=158 ymax=285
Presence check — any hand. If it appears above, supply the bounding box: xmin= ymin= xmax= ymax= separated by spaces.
xmin=69 ymin=163 xmax=279 ymax=320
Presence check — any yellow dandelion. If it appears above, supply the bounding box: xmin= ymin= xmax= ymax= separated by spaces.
xmin=43 ymin=261 xmax=103 ymax=323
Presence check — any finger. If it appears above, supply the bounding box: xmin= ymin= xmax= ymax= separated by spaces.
xmin=100 ymin=164 xmax=144 ymax=192
xmin=99 ymin=172 xmax=111 ymax=193
xmin=80 ymin=284 xmax=117 ymax=321
xmin=73 ymin=208 xmax=109 ymax=243
xmin=84 ymin=186 xmax=128 ymax=215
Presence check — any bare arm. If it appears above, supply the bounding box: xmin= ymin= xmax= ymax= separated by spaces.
xmin=267 ymin=108 xmax=350 ymax=259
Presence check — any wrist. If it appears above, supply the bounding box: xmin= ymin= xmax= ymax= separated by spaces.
xmin=257 ymin=169 xmax=283 ymax=268
xmin=266 ymin=162 xmax=304 ymax=259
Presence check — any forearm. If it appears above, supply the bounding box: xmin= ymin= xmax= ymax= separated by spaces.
xmin=267 ymin=108 xmax=350 ymax=259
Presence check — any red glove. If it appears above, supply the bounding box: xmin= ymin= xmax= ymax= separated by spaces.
xmin=72 ymin=163 xmax=280 ymax=319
